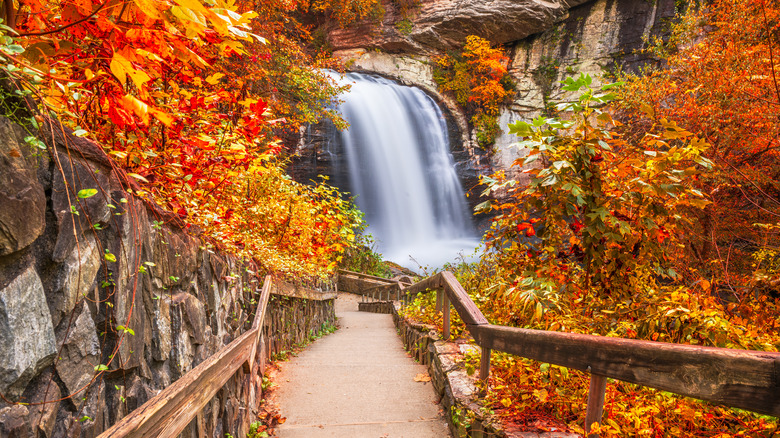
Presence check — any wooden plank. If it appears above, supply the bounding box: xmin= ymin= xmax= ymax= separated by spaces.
xmin=101 ymin=275 xmax=275 ymax=438
xmin=338 ymin=269 xmax=397 ymax=283
xmin=470 ymin=324 xmax=780 ymax=416
xmin=440 ymin=272 xmax=488 ymax=326
xmin=442 ymin=293 xmax=450 ymax=340
xmin=404 ymin=273 xmax=443 ymax=296
xmin=99 ymin=328 xmax=258 ymax=437
xmin=585 ymin=375 xmax=607 ymax=438
xmin=480 ymin=347 xmax=491 ymax=385
xmin=251 ymin=276 xmax=274 ymax=330
xmin=248 ymin=276 xmax=275 ymax=370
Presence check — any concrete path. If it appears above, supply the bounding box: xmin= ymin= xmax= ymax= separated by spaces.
xmin=273 ymin=293 xmax=451 ymax=437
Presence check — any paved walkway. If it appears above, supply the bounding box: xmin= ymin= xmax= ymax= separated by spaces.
xmin=273 ymin=293 xmax=450 ymax=437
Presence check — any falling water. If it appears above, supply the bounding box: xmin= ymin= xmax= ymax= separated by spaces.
xmin=328 ymin=72 xmax=479 ymax=269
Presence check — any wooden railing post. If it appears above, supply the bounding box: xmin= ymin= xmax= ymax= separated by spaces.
xmin=442 ymin=292 xmax=450 ymax=340
xmin=479 ymin=346 xmax=491 ymax=395
xmin=435 ymin=288 xmax=443 ymax=312
xmin=585 ymin=374 xmax=607 ymax=438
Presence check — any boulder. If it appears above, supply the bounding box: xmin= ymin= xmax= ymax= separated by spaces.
xmin=0 ymin=405 xmax=32 ymax=438
xmin=0 ymin=117 xmax=46 ymax=256
xmin=55 ymin=304 xmax=100 ymax=408
xmin=24 ymin=368 xmax=61 ymax=438
xmin=0 ymin=266 xmax=56 ymax=398
xmin=51 ymin=154 xmax=111 ymax=263
xmin=52 ymin=233 xmax=101 ymax=327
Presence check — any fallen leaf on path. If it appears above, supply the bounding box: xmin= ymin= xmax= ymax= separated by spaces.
xmin=414 ymin=373 xmax=431 ymax=382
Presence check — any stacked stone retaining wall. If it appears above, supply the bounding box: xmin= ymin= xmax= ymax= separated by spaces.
xmin=0 ymin=116 xmax=336 ymax=437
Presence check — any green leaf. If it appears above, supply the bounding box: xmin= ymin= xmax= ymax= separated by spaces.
xmin=24 ymin=135 xmax=46 ymax=149
xmin=94 ymin=364 xmax=109 ymax=372
xmin=117 ymin=325 xmax=135 ymax=336
xmin=77 ymin=188 xmax=98 ymax=199
xmin=522 ymin=154 xmax=539 ymax=166
xmin=508 ymin=121 xmax=533 ymax=137
xmin=541 ymin=175 xmax=558 ymax=187
xmin=104 ymin=250 xmax=116 ymax=262
xmin=73 ymin=129 xmax=88 ymax=137
xmin=5 ymin=44 xmax=24 ymax=53
xmin=474 ymin=201 xmax=492 ymax=213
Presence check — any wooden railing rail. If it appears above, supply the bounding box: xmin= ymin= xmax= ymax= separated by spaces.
xmin=338 ymin=269 xmax=406 ymax=302
xmin=338 ymin=269 xmax=398 ymax=284
xmin=390 ymin=271 xmax=779 ymax=436
xmin=98 ymin=275 xmax=275 ymax=437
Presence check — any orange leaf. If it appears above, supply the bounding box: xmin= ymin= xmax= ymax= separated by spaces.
xmin=74 ymin=0 xmax=92 ymax=16
xmin=413 ymin=373 xmax=431 ymax=382
xmin=121 ymin=94 xmax=149 ymax=124
xmin=133 ymin=0 xmax=166 ymax=20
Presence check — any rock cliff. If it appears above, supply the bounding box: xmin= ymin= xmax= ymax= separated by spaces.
xmin=327 ymin=0 xmax=594 ymax=53
xmin=325 ymin=0 xmax=678 ymax=181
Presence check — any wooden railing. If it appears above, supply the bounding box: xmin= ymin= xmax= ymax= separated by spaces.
xmin=337 ymin=269 xmax=409 ymax=302
xmin=98 ymin=275 xmax=275 ymax=437
xmin=393 ymin=271 xmax=779 ymax=436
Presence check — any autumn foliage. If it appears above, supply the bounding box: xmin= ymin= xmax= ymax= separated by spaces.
xmin=620 ymin=0 xmax=780 ymax=299
xmin=434 ymin=35 xmax=514 ymax=146
xmin=0 ymin=0 xmax=382 ymax=280
xmin=404 ymin=1 xmax=780 ymax=434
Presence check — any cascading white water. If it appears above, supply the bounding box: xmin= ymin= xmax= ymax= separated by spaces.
xmin=329 ymin=72 xmax=479 ymax=269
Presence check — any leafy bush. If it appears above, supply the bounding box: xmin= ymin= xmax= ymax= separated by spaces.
xmin=434 ymin=35 xmax=515 ymax=147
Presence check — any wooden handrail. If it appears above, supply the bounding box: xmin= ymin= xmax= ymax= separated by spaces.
xmin=395 ymin=271 xmax=780 ymax=434
xmin=338 ymin=269 xmax=397 ymax=284
xmin=99 ymin=275 xmax=275 ymax=437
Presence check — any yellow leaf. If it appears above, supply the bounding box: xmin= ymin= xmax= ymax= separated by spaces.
xmin=110 ymin=53 xmax=151 ymax=92
xmin=133 ymin=0 xmax=166 ymax=19
xmin=149 ymin=107 xmax=174 ymax=127
xmin=413 ymin=373 xmax=431 ymax=382
xmin=128 ymin=173 xmax=149 ymax=183
xmin=205 ymin=73 xmax=224 ymax=85
xmin=109 ymin=53 xmax=128 ymax=87
xmin=121 ymin=94 xmax=149 ymax=124
xmin=173 ymin=0 xmax=208 ymax=14
xmin=170 ymin=6 xmax=207 ymax=29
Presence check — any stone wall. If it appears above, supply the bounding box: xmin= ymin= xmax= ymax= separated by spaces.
xmin=0 ymin=115 xmax=336 ymax=437
xmin=379 ymin=302 xmax=580 ymax=438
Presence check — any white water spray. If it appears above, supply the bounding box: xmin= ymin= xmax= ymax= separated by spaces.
xmin=329 ymin=72 xmax=479 ymax=269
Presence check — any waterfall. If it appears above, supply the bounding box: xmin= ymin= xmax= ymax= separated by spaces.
xmin=328 ymin=72 xmax=479 ymax=269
